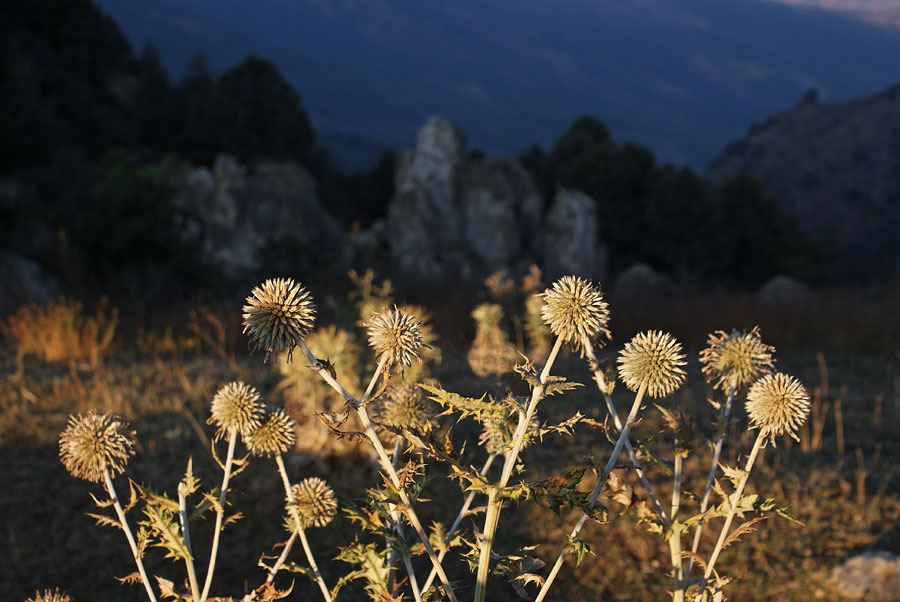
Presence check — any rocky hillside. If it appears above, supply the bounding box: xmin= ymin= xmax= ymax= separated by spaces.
xmin=706 ymin=85 xmax=900 ymax=279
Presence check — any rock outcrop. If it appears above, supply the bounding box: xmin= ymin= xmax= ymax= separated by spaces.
xmin=387 ymin=116 xmax=605 ymax=283
xmin=172 ymin=154 xmax=347 ymax=279
xmin=542 ymin=187 xmax=605 ymax=281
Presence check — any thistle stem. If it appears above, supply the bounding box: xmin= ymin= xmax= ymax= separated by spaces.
xmin=276 ymin=455 xmax=332 ymax=602
xmin=178 ymin=489 xmax=201 ymax=602
xmin=404 ymin=554 xmax=424 ymax=602
xmin=670 ymin=450 xmax=685 ymax=602
xmin=687 ymin=386 xmax=736 ymax=576
xmin=266 ymin=529 xmax=299 ymax=584
xmin=693 ymin=432 xmax=765 ymax=602
xmin=475 ymin=335 xmax=565 ymax=602
xmin=584 ymin=340 xmax=668 ymax=523
xmin=387 ymin=437 xmax=404 ymax=593
xmin=200 ymin=430 xmax=237 ymax=601
xmin=421 ymin=452 xmax=498 ymax=595
xmin=103 ymin=468 xmax=158 ymax=602
xmin=298 ymin=340 xmax=458 ymax=602
xmin=534 ymin=381 xmax=648 ymax=602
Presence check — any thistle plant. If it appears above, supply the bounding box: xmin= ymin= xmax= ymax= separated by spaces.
xmin=58 ymin=412 xmax=156 ymax=602
xmin=536 ymin=329 xmax=687 ymax=602
xmin=688 ymin=327 xmax=775 ymax=575
xmin=201 ymin=381 xmax=263 ymax=600
xmin=473 ymin=276 xmax=608 ymax=602
xmin=241 ymin=400 xmax=332 ymax=601
xmin=26 ymin=590 xmax=73 ymax=602
xmin=244 ymin=289 xmax=460 ymax=602
xmin=693 ymin=372 xmax=810 ymax=601
xmin=49 ymin=271 xmax=812 ymax=602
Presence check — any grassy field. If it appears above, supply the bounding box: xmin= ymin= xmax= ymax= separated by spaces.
xmin=2 ymin=285 xmax=898 ymax=601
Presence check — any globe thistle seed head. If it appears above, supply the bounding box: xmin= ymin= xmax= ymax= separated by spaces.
xmin=745 ymin=372 xmax=810 ymax=445
xmin=209 ymin=381 xmax=264 ymax=437
xmin=59 ymin=411 xmax=135 ymax=483
xmin=243 ymin=278 xmax=316 ymax=359
xmin=540 ymin=276 xmax=611 ymax=345
xmin=27 ymin=589 xmax=73 ymax=602
xmin=287 ymin=477 xmax=338 ymax=529
xmin=372 ymin=383 xmax=436 ymax=432
xmin=245 ymin=406 xmax=296 ymax=457
xmin=699 ymin=326 xmax=775 ymax=391
xmin=367 ymin=306 xmax=423 ymax=368
xmin=617 ymin=330 xmax=687 ymax=398
xmin=479 ymin=405 xmax=539 ymax=455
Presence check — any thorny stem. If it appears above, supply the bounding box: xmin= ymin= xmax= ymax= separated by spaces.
xmin=103 ymin=468 xmax=158 ymax=602
xmin=200 ymin=430 xmax=237 ymax=601
xmin=670 ymin=450 xmax=685 ymax=602
xmin=421 ymin=453 xmax=499 ymax=595
xmin=178 ymin=489 xmax=201 ymax=602
xmin=266 ymin=529 xmax=299 ymax=584
xmin=693 ymin=432 xmax=766 ymax=602
xmin=687 ymin=386 xmax=736 ymax=576
xmin=387 ymin=438 xmax=404 ymax=593
xmin=584 ymin=340 xmax=668 ymax=523
xmin=535 ymin=381 xmax=648 ymax=602
xmin=297 ymin=340 xmax=459 ymax=602
xmin=475 ymin=335 xmax=565 ymax=602
xmin=404 ymin=554 xmax=424 ymax=602
xmin=276 ymin=455 xmax=332 ymax=602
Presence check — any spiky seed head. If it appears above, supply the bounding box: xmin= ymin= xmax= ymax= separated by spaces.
xmin=372 ymin=383 xmax=435 ymax=432
xmin=27 ymin=589 xmax=73 ymax=602
xmin=479 ymin=406 xmax=539 ymax=455
xmin=540 ymin=276 xmax=611 ymax=345
xmin=59 ymin=411 xmax=135 ymax=483
xmin=287 ymin=477 xmax=338 ymax=529
xmin=745 ymin=372 xmax=810 ymax=445
xmin=617 ymin=330 xmax=687 ymax=398
xmin=243 ymin=278 xmax=316 ymax=359
xmin=245 ymin=406 xmax=296 ymax=457
xmin=209 ymin=381 xmax=264 ymax=437
xmin=367 ymin=306 xmax=423 ymax=368
xmin=699 ymin=326 xmax=775 ymax=391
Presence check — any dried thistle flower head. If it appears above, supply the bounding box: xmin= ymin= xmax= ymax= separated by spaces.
xmin=479 ymin=403 xmax=539 ymax=455
xmin=209 ymin=381 xmax=264 ymax=437
xmin=617 ymin=330 xmax=687 ymax=398
xmin=27 ymin=589 xmax=73 ymax=602
xmin=245 ymin=406 xmax=296 ymax=457
xmin=699 ymin=326 xmax=775 ymax=391
xmin=59 ymin=411 xmax=135 ymax=483
xmin=371 ymin=383 xmax=436 ymax=433
xmin=540 ymin=276 xmax=610 ymax=346
xmin=287 ymin=477 xmax=338 ymax=529
xmin=745 ymin=372 xmax=810 ymax=445
xmin=367 ymin=306 xmax=423 ymax=368
xmin=243 ymin=278 xmax=316 ymax=359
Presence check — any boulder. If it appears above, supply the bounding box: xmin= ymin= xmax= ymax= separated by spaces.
xmin=171 ymin=154 xmax=347 ymax=279
xmin=755 ymin=275 xmax=813 ymax=305
xmin=386 ymin=117 xmax=544 ymax=281
xmin=613 ymin=262 xmax=674 ymax=300
xmin=542 ymin=187 xmax=605 ymax=281
xmin=830 ymin=551 xmax=900 ymax=601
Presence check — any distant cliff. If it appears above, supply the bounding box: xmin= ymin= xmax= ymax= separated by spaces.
xmin=707 ymin=84 xmax=900 ymax=279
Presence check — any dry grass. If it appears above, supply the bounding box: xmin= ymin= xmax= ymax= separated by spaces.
xmin=1 ymin=287 xmax=898 ymax=601
xmin=3 ymin=298 xmax=118 ymax=368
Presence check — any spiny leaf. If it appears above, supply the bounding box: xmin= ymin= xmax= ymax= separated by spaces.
xmin=89 ymin=491 xmax=114 ymax=509
xmin=222 ymin=511 xmax=244 ymax=529
xmin=115 ymin=572 xmax=143 ymax=585
xmin=177 ymin=457 xmax=199 ymax=499
xmin=542 ymin=375 xmax=582 ymax=398
xmin=722 ymin=516 xmax=768 ymax=551
xmin=567 ymin=535 xmax=595 ymax=567
xmin=419 ymin=383 xmax=497 ymax=420
xmin=140 ymin=499 xmax=191 ymax=561
xmin=155 ymin=575 xmax=178 ymax=599
xmin=282 ymin=561 xmax=319 ymax=581
xmin=86 ymin=512 xmax=122 ymax=530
